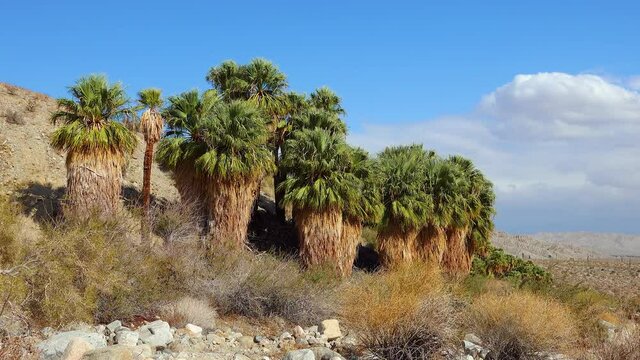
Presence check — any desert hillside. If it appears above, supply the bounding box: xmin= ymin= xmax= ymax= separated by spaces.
xmin=531 ymin=232 xmax=640 ymax=257
xmin=0 ymin=83 xmax=179 ymax=204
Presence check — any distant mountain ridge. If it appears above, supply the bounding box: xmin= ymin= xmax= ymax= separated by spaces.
xmin=530 ymin=232 xmax=640 ymax=257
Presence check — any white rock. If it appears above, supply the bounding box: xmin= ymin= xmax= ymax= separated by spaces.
xmin=185 ymin=323 xmax=203 ymax=336
xmin=138 ymin=320 xmax=173 ymax=348
xmin=283 ymin=349 xmax=315 ymax=360
xmin=61 ymin=337 xmax=94 ymax=360
xmin=115 ymin=330 xmax=139 ymax=346
xmin=37 ymin=331 xmax=107 ymax=360
xmin=293 ymin=325 xmax=305 ymax=339
xmin=105 ymin=320 xmax=121 ymax=333
xmin=319 ymin=319 xmax=342 ymax=341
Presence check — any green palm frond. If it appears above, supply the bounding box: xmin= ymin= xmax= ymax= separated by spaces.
xmin=279 ymin=128 xmax=352 ymax=211
xmin=342 ymin=147 xmax=383 ymax=224
xmin=290 ymin=108 xmax=347 ymax=137
xmin=137 ymin=88 xmax=163 ymax=109
xmin=50 ymin=74 xmax=137 ymax=154
xmin=309 ymin=87 xmax=345 ymax=115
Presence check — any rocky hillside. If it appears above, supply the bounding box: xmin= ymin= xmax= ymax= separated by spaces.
xmin=0 ymin=82 xmax=179 ymax=203
xmin=491 ymin=231 xmax=606 ymax=259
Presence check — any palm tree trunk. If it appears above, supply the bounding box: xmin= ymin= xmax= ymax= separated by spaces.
xmin=337 ymin=217 xmax=362 ymax=277
xmin=295 ymin=207 xmax=343 ymax=270
xmin=273 ymin=146 xmax=286 ymax=223
xmin=64 ymin=150 xmax=124 ymax=220
xmin=416 ymin=224 xmax=447 ymax=264
xmin=377 ymin=225 xmax=419 ymax=268
xmin=442 ymin=227 xmax=472 ymax=275
xmin=141 ymin=141 xmax=154 ymax=242
xmin=206 ymin=175 xmax=260 ymax=250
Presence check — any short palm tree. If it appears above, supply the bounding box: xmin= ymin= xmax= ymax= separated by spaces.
xmin=339 ymin=147 xmax=382 ymax=276
xmin=156 ymin=89 xmax=219 ymax=212
xmin=417 ymin=156 xmax=467 ymax=264
xmin=376 ymin=145 xmax=432 ymax=267
xmin=280 ymin=128 xmax=353 ymax=271
xmin=51 ymin=75 xmax=137 ymax=219
xmin=195 ymin=100 xmax=274 ymax=248
xmin=137 ymin=88 xmax=164 ymax=240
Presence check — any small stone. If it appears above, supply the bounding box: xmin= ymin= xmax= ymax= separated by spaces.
xmin=319 ymin=319 xmax=342 ymax=341
xmin=280 ymin=331 xmax=293 ymax=340
xmin=283 ymin=349 xmax=315 ymax=360
xmin=185 ymin=323 xmax=203 ymax=336
xmin=464 ymin=333 xmax=483 ymax=345
xmin=206 ymin=333 xmax=225 ymax=344
xmin=61 ymin=337 xmax=94 ymax=360
xmin=293 ymin=325 xmax=306 ymax=338
xmin=295 ymin=337 xmax=309 ymax=346
xmin=234 ymin=354 xmax=252 ymax=360
xmin=238 ymin=335 xmax=255 ymax=348
xmin=106 ymin=320 xmax=122 ymax=334
xmin=115 ymin=330 xmax=139 ymax=346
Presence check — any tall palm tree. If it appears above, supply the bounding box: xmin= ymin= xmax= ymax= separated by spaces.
xmin=156 ymin=89 xmax=219 ymax=213
xmin=290 ymin=108 xmax=347 ymax=137
xmin=137 ymin=88 xmax=164 ymax=240
xmin=196 ymin=100 xmax=274 ymax=248
xmin=309 ymin=87 xmax=345 ymax=116
xmin=417 ymin=156 xmax=467 ymax=264
xmin=339 ymin=147 xmax=382 ymax=276
xmin=280 ymin=128 xmax=353 ymax=271
xmin=51 ymin=75 xmax=137 ymax=219
xmin=376 ymin=145 xmax=432 ymax=267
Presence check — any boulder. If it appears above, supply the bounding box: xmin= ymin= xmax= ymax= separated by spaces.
xmin=319 ymin=319 xmax=342 ymax=341
xmin=137 ymin=320 xmax=173 ymax=348
xmin=185 ymin=323 xmax=203 ymax=336
xmin=37 ymin=331 xmax=107 ymax=360
xmin=105 ymin=320 xmax=121 ymax=334
xmin=81 ymin=345 xmax=133 ymax=360
xmin=115 ymin=330 xmax=139 ymax=346
xmin=283 ymin=349 xmax=315 ymax=360
xmin=310 ymin=347 xmax=345 ymax=360
xmin=292 ymin=325 xmax=305 ymax=339
xmin=238 ymin=335 xmax=255 ymax=348
xmin=61 ymin=338 xmax=94 ymax=360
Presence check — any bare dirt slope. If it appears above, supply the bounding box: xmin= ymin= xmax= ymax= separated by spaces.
xmin=491 ymin=231 xmax=605 ymax=259
xmin=0 ymin=83 xmax=179 ymax=205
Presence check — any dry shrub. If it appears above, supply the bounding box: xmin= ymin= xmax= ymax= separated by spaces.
xmin=468 ymin=291 xmax=577 ymax=359
xmin=3 ymin=110 xmax=25 ymax=125
xmin=0 ymin=336 xmax=40 ymax=360
xmin=25 ymin=99 xmax=37 ymax=113
xmin=159 ymin=296 xmax=217 ymax=329
xmin=151 ymin=200 xmax=201 ymax=244
xmin=341 ymin=263 xmax=456 ymax=359
xmin=205 ymin=248 xmax=335 ymax=325
xmin=593 ymin=326 xmax=640 ymax=360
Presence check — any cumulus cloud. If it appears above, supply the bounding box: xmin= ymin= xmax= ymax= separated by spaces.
xmin=348 ymin=72 xmax=640 ymax=233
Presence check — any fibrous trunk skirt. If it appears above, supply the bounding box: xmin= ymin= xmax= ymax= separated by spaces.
xmin=295 ymin=207 xmax=343 ymax=270
xmin=206 ymin=176 xmax=260 ymax=250
xmin=441 ymin=227 xmax=472 ymax=275
xmin=377 ymin=225 xmax=419 ymax=268
xmin=337 ymin=218 xmax=363 ymax=277
xmin=416 ymin=224 xmax=447 ymax=265
xmin=173 ymin=161 xmax=207 ymax=210
xmin=64 ymin=150 xmax=125 ymax=220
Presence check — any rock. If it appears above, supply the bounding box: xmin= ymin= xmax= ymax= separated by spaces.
xmin=293 ymin=325 xmax=305 ymax=339
xmin=464 ymin=333 xmax=483 ymax=345
xmin=81 ymin=345 xmax=134 ymax=360
xmin=295 ymin=337 xmax=309 ymax=346
xmin=185 ymin=323 xmax=203 ymax=336
xmin=238 ymin=335 xmax=255 ymax=348
xmin=138 ymin=320 xmax=173 ymax=348
xmin=37 ymin=331 xmax=107 ymax=360
xmin=319 ymin=320 xmax=342 ymax=341
xmin=206 ymin=333 xmax=225 ymax=344
xmin=115 ymin=330 xmax=139 ymax=346
xmin=280 ymin=331 xmax=293 ymax=340
xmin=311 ymin=347 xmax=345 ymax=360
xmin=131 ymin=344 xmax=153 ymax=358
xmin=105 ymin=320 xmax=121 ymax=333
xmin=283 ymin=349 xmax=315 ymax=360
xmin=463 ymin=340 xmax=483 ymax=356
xmin=61 ymin=338 xmax=94 ymax=360
xmin=234 ymin=354 xmax=252 ymax=360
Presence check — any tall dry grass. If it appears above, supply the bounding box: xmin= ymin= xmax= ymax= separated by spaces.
xmin=467 ymin=291 xmax=578 ymax=359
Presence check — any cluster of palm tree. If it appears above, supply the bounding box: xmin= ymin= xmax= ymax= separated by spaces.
xmin=50 ymin=59 xmax=494 ymax=278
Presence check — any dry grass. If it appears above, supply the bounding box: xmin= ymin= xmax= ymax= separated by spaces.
xmin=0 ymin=336 xmax=40 ymax=360
xmin=151 ymin=200 xmax=202 ymax=245
xmin=593 ymin=326 xmax=640 ymax=360
xmin=3 ymin=110 xmax=25 ymax=125
xmin=341 ymin=263 xmax=455 ymax=359
xmin=159 ymin=296 xmax=217 ymax=329
xmin=467 ymin=291 xmax=578 ymax=359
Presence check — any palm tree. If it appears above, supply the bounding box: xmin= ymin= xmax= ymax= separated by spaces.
xmin=376 ymin=145 xmax=432 ymax=267
xmin=196 ymin=100 xmax=274 ymax=248
xmin=51 ymin=75 xmax=137 ymax=220
xmin=309 ymin=87 xmax=345 ymax=116
xmin=156 ymin=89 xmax=219 ymax=213
xmin=339 ymin=147 xmax=382 ymax=276
xmin=290 ymin=108 xmax=347 ymax=137
xmin=137 ymin=88 xmax=164 ymax=240
xmin=417 ymin=156 xmax=467 ymax=264
xmin=280 ymin=128 xmax=353 ymax=271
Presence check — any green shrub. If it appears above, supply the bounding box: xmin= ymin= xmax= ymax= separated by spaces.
xmin=471 ymin=247 xmax=551 ymax=286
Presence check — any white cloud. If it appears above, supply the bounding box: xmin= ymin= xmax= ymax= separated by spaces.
xmin=348 ymin=72 xmax=640 ymax=233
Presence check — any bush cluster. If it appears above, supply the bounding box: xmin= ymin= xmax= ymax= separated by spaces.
xmin=471 ymin=246 xmax=552 ymax=286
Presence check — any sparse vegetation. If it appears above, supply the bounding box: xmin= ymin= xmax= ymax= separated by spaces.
xmin=159 ymin=296 xmax=217 ymax=328
xmin=3 ymin=110 xmax=25 ymax=125
xmin=25 ymin=98 xmax=37 ymax=113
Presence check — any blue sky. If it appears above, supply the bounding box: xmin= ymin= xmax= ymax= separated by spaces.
xmin=2 ymin=1 xmax=640 ymax=233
